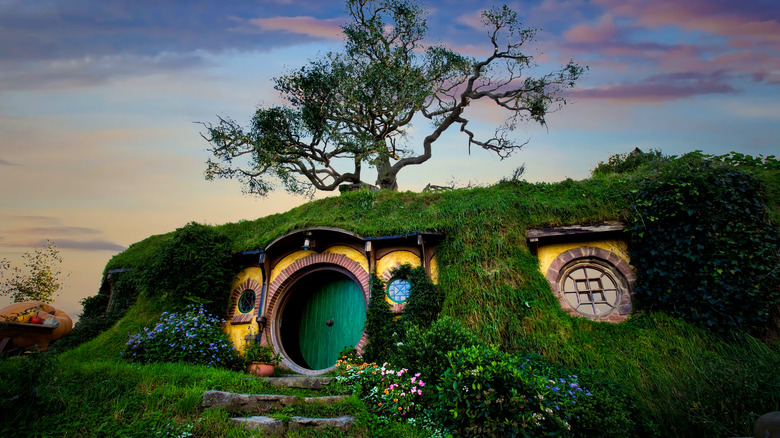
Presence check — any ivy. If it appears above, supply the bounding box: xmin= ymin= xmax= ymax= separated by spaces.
xmin=363 ymin=274 xmax=397 ymax=363
xmin=142 ymin=222 xmax=237 ymax=316
xmin=393 ymin=264 xmax=443 ymax=330
xmin=629 ymin=154 xmax=780 ymax=335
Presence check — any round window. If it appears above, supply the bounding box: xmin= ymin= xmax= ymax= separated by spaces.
xmin=238 ymin=289 xmax=256 ymax=314
xmin=559 ymin=264 xmax=622 ymax=317
xmin=386 ymin=278 xmax=411 ymax=303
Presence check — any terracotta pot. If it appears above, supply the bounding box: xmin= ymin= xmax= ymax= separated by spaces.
xmin=247 ymin=362 xmax=275 ymax=377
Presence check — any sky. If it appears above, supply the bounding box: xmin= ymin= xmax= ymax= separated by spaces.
xmin=1 ymin=0 xmax=779 ymax=320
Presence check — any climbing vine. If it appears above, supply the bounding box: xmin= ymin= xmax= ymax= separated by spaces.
xmin=629 ymin=154 xmax=780 ymax=334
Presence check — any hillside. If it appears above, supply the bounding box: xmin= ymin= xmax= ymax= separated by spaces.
xmin=2 ymin=151 xmax=779 ymax=437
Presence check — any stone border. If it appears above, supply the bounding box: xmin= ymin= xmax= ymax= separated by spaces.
xmin=545 ymin=246 xmax=636 ymax=323
xmin=378 ymin=262 xmax=408 ymax=313
xmin=227 ymin=278 xmax=262 ymax=324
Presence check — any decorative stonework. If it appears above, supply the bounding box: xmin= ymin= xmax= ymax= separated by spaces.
xmin=379 ymin=262 xmax=408 ymax=313
xmin=546 ymin=247 xmax=636 ymax=323
xmin=228 ymin=278 xmax=262 ymax=324
xmin=266 ymin=252 xmax=371 ymax=367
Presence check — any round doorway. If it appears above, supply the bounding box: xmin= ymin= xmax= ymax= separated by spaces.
xmin=277 ymin=268 xmax=366 ymax=372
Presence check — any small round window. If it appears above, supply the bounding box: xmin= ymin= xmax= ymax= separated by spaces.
xmin=560 ymin=264 xmax=621 ymax=317
xmin=238 ymin=289 xmax=256 ymax=314
xmin=386 ymin=278 xmax=411 ymax=303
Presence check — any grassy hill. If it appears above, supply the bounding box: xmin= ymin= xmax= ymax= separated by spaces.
xmin=2 ymin=151 xmax=779 ymax=437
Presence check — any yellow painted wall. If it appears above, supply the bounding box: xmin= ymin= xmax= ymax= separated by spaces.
xmin=537 ymin=239 xmax=630 ymax=275
xmin=269 ymin=250 xmax=316 ymax=283
xmin=429 ymin=255 xmax=439 ymax=284
xmin=376 ymin=250 xmax=421 ymax=276
xmin=225 ymin=266 xmax=264 ymax=353
xmin=323 ymin=245 xmax=369 ymax=273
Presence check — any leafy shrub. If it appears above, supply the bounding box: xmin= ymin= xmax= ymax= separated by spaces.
xmin=396 ymin=316 xmax=482 ymax=388
xmin=80 ymin=293 xmax=109 ymax=319
xmin=122 ymin=305 xmax=239 ymax=369
xmin=142 ymin=222 xmax=236 ymax=316
xmin=591 ymin=148 xmax=667 ymax=176
xmin=48 ymin=313 xmax=118 ymax=354
xmin=516 ymin=352 xmax=658 ymax=437
xmin=629 ymin=154 xmax=780 ymax=334
xmin=399 ymin=264 xmax=444 ymax=330
xmin=439 ymin=345 xmax=589 ymax=437
xmin=336 ymin=361 xmax=428 ymax=421
xmin=363 ymin=274 xmax=397 ymax=363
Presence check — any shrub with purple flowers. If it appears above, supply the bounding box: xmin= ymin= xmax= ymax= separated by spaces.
xmin=122 ymin=305 xmax=240 ymax=369
xmin=439 ymin=345 xmax=592 ymax=437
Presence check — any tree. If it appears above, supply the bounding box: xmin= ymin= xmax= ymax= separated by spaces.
xmin=0 ymin=241 xmax=66 ymax=303
xmin=202 ymin=0 xmax=585 ymax=196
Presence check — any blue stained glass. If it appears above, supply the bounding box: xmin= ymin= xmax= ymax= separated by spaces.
xmin=387 ymin=278 xmax=411 ymax=303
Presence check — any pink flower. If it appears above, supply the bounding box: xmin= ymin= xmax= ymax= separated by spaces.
xmin=412 ymin=386 xmax=417 ymax=392
xmin=417 ymin=390 xmax=422 ymax=395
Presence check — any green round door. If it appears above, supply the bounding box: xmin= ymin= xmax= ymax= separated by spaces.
xmin=281 ymin=270 xmax=366 ymax=370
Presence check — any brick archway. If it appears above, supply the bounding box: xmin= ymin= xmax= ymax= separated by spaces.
xmin=545 ymin=246 xmax=636 ymax=322
xmin=266 ymin=252 xmax=370 ymax=374
xmin=227 ymin=277 xmax=262 ymax=324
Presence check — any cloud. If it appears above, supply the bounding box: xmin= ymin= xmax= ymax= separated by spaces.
xmin=1 ymin=238 xmax=125 ymax=252
xmin=595 ymin=0 xmax=780 ymax=44
xmin=241 ymin=16 xmax=345 ymax=40
xmin=53 ymin=239 xmax=127 ymax=252
xmin=576 ymin=71 xmax=737 ymax=102
xmin=0 ymin=54 xmax=208 ymax=91
xmin=9 ymin=226 xmax=102 ymax=236
xmin=0 ymin=159 xmax=18 ymax=166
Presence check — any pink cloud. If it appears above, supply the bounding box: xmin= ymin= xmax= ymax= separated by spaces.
xmin=594 ymin=0 xmax=780 ymax=44
xmin=576 ymin=72 xmax=736 ymax=102
xmin=244 ymin=16 xmax=345 ymax=40
xmin=564 ymin=14 xmax=618 ymax=44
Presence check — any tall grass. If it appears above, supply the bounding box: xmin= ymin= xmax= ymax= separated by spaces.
xmin=25 ymin=165 xmax=780 ymax=437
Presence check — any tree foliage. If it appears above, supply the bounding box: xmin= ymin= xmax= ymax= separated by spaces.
xmin=0 ymin=240 xmax=66 ymax=303
xmin=202 ymin=0 xmax=585 ymax=196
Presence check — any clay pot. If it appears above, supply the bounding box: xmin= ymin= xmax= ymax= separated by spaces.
xmin=246 ymin=362 xmax=275 ymax=377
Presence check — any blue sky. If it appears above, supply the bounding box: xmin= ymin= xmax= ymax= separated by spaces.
xmin=1 ymin=0 xmax=778 ymax=318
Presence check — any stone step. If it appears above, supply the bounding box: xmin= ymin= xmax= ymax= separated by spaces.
xmin=264 ymin=375 xmax=334 ymax=389
xmin=231 ymin=415 xmax=355 ymax=434
xmin=202 ymin=390 xmax=347 ymax=414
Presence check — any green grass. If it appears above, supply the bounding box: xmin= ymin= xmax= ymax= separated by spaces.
xmin=5 ymin=158 xmax=779 ymax=437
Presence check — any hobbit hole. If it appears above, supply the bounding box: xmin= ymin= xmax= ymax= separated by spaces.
xmin=527 ymin=222 xmax=636 ymax=322
xmin=223 ymin=227 xmax=442 ymax=374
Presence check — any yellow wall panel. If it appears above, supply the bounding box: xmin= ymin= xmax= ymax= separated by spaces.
xmin=537 ymin=239 xmax=630 ymax=275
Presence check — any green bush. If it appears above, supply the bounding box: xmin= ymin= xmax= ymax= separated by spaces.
xmin=439 ymin=345 xmax=588 ymax=437
xmin=395 ymin=264 xmax=443 ymax=330
xmin=80 ymin=293 xmax=109 ymax=319
xmin=396 ymin=316 xmax=482 ymax=388
xmin=363 ymin=274 xmax=397 ymax=364
xmin=142 ymin=222 xmax=237 ymax=316
xmin=591 ymin=148 xmax=667 ymax=176
xmin=629 ymin=154 xmax=780 ymax=334
xmin=122 ymin=306 xmax=239 ymax=369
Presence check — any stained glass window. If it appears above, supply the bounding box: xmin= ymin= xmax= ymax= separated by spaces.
xmin=238 ymin=289 xmax=256 ymax=314
xmin=386 ymin=278 xmax=411 ymax=303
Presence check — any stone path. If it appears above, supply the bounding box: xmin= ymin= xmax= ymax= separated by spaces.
xmin=202 ymin=376 xmax=356 ymax=434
